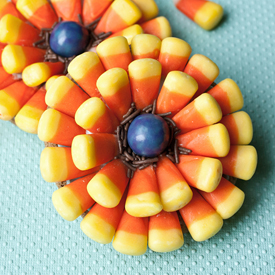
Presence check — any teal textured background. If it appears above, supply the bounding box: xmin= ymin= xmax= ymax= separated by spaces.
xmin=0 ymin=0 xmax=274 ymax=274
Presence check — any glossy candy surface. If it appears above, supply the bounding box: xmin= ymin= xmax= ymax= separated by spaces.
xmin=127 ymin=114 xmax=169 ymax=157
xmin=49 ymin=21 xmax=89 ymax=58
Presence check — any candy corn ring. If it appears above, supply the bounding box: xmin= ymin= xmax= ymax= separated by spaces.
xmin=38 ymin=34 xmax=257 ymax=256
xmin=0 ymin=0 xmax=171 ymax=134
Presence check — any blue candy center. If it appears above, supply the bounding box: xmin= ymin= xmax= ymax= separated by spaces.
xmin=49 ymin=21 xmax=89 ymax=58
xmin=127 ymin=114 xmax=170 ymax=158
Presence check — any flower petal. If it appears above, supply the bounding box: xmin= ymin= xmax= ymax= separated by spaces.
xmin=97 ymin=67 xmax=131 ymax=121
xmin=199 ymin=177 xmax=245 ymax=219
xmin=45 ymin=76 xmax=90 ymax=118
xmin=112 ymin=210 xmax=148 ymax=256
xmin=217 ymin=145 xmax=257 ymax=180
xmin=38 ymin=108 xmax=86 ymax=146
xmin=148 ymin=210 xmax=184 ymax=252
xmin=159 ymin=37 xmax=191 ymax=77
xmin=179 ymin=187 xmax=223 ymax=242
xmin=172 ymin=93 xmax=222 ymax=133
xmin=51 ymin=0 xmax=81 ymax=22
xmin=40 ymin=147 xmax=99 ymax=182
xmin=184 ymin=53 xmax=219 ymax=99
xmin=14 ymin=87 xmax=47 ymax=134
xmin=177 ymin=123 xmax=230 ymax=157
xmin=156 ymin=157 xmax=193 ymax=212
xmin=176 ymin=154 xmax=223 ymax=192
xmin=129 ymin=58 xmax=161 ymax=109
xmin=52 ymin=173 xmax=96 ymax=221
xmin=80 ymin=191 xmax=126 ymax=244
xmin=87 ymin=159 xmax=129 ymax=208
xmin=75 ymin=97 xmax=119 ymax=133
xmin=126 ymin=165 xmax=162 ymax=217
xmin=71 ymin=133 xmax=118 ymax=170
xmin=0 ymin=80 xmax=37 ymax=120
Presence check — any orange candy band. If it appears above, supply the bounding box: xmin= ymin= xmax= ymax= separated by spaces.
xmin=179 ymin=187 xmax=217 ymax=227
xmin=46 ymin=76 xmax=90 ymax=118
xmin=0 ymin=67 xmax=18 ymax=90
xmin=82 ymin=0 xmax=113 ymax=25
xmin=38 ymin=109 xmax=86 ymax=146
xmin=62 ymin=174 xmax=96 ymax=213
xmin=127 ymin=166 xmax=159 ymax=196
xmin=149 ymin=211 xmax=181 ymax=231
xmin=16 ymin=0 xmax=58 ymax=29
xmin=184 ymin=63 xmax=213 ymax=98
xmin=51 ymin=0 xmax=82 ymax=22
xmin=175 ymin=0 xmax=206 ymax=20
xmin=0 ymin=0 xmax=25 ymax=21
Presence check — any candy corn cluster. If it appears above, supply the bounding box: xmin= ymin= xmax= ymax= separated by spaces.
xmin=0 ymin=0 xmax=171 ymax=133
xmin=38 ymin=33 xmax=257 ymax=256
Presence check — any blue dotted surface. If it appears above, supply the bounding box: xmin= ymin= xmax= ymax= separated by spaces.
xmin=0 ymin=0 xmax=275 ymax=274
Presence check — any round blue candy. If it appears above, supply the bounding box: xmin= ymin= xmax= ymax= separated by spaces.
xmin=49 ymin=21 xmax=89 ymax=58
xmin=127 ymin=114 xmax=170 ymax=158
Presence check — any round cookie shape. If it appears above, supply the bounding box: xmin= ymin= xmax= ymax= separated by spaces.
xmin=127 ymin=113 xmax=170 ymax=157
xmin=50 ymin=21 xmax=89 ymax=58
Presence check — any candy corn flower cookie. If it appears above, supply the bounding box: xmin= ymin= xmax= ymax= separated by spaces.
xmin=38 ymin=33 xmax=258 ymax=256
xmin=0 ymin=0 xmax=171 ymax=134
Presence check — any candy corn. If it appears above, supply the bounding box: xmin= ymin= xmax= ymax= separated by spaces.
xmin=96 ymin=68 xmax=131 ymax=121
xmin=14 ymin=87 xmax=47 ymax=134
xmin=174 ymin=0 xmax=223 ymax=30
xmin=52 ymin=173 xmax=96 ymax=221
xmin=173 ymin=93 xmax=222 ymax=133
xmin=129 ymin=58 xmax=162 ymax=109
xmin=22 ymin=62 xmax=65 ymax=87
xmin=0 ymin=14 xmax=40 ymax=46
xmin=87 ymin=159 xmax=128 ymax=208
xmin=176 ymin=155 xmax=223 ymax=192
xmin=108 ymin=24 xmax=143 ymax=44
xmin=94 ymin=0 xmax=142 ymax=35
xmin=220 ymin=111 xmax=253 ymax=145
xmin=140 ymin=16 xmax=172 ymax=40
xmin=207 ymin=78 xmax=244 ymax=115
xmin=199 ymin=177 xmax=245 ymax=219
xmin=156 ymin=71 xmax=198 ymax=116
xmin=38 ymin=108 xmax=85 ymax=146
xmin=71 ymin=133 xmax=118 ymax=170
xmin=184 ymin=54 xmax=219 ymax=98
xmin=40 ymin=147 xmax=99 ymax=183
xmin=148 ymin=211 xmax=184 ymax=252
xmin=0 ymin=81 xmax=36 ymax=120
xmin=45 ymin=75 xmax=60 ymax=91
xmin=156 ymin=157 xmax=192 ymax=211
xmin=158 ymin=37 xmax=192 ymax=77
xmin=45 ymin=76 xmax=90 ymax=118
xmin=0 ymin=0 xmax=25 ymax=21
xmin=132 ymin=0 xmax=158 ymax=23
xmin=75 ymin=97 xmax=119 ymax=133
xmin=1 ymin=45 xmax=45 ymax=74
xmin=96 ymin=36 xmax=132 ymax=71
xmin=177 ymin=123 xmax=230 ymax=158
xmin=51 ymin=0 xmax=81 ymax=22
xmin=125 ymin=166 xmax=162 ymax=217
xmin=82 ymin=0 xmax=113 ymax=25
xmin=218 ymin=145 xmax=257 ymax=180
xmin=131 ymin=34 xmax=161 ymax=60
xmin=0 ymin=66 xmax=18 ymax=90
xmin=179 ymin=188 xmax=223 ymax=241
xmin=112 ymin=211 xmax=148 ymax=256
xmin=16 ymin=0 xmax=58 ymax=29
xmin=81 ymin=190 xmax=126 ymax=244
xmin=68 ymin=52 xmax=105 ymax=98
